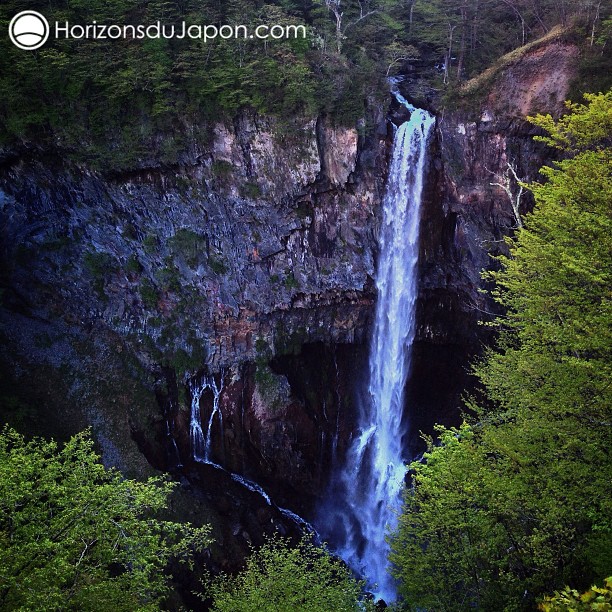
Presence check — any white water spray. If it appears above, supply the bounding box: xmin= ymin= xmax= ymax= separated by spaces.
xmin=320 ymin=82 xmax=434 ymax=602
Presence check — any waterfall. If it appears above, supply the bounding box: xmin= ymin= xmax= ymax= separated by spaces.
xmin=190 ymin=372 xmax=224 ymax=465
xmin=190 ymin=379 xmax=207 ymax=462
xmin=230 ymin=472 xmax=272 ymax=504
xmin=203 ymin=375 xmax=223 ymax=463
xmin=166 ymin=417 xmax=183 ymax=468
xmin=188 ymin=375 xmax=316 ymax=534
xmin=318 ymin=83 xmax=434 ymax=602
xmin=332 ymin=350 xmax=341 ymax=458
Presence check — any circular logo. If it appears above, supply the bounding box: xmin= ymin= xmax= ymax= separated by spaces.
xmin=9 ymin=11 xmax=50 ymax=50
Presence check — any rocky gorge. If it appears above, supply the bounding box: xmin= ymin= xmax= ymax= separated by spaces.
xmin=0 ymin=34 xmax=580 ymax=596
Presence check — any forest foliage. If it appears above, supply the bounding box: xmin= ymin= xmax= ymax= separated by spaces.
xmin=0 ymin=424 xmax=368 ymax=612
xmin=0 ymin=427 xmax=211 ymax=611
xmin=204 ymin=535 xmax=372 ymax=611
xmin=389 ymin=90 xmax=612 ymax=610
xmin=0 ymin=0 xmax=609 ymax=169
xmin=538 ymin=576 xmax=612 ymax=611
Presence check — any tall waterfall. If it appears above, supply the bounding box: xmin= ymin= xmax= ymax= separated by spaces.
xmin=319 ymin=84 xmax=434 ymax=602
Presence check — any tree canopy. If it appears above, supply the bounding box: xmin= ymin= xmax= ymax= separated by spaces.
xmin=0 ymin=0 xmax=609 ymax=170
xmin=0 ymin=427 xmax=211 ymax=611
xmin=205 ymin=535 xmax=371 ymax=612
xmin=389 ymin=90 xmax=612 ymax=610
xmin=539 ymin=576 xmax=612 ymax=611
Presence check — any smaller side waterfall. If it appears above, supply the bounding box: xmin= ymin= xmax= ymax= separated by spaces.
xmin=190 ymin=372 xmax=224 ymax=465
xmin=188 ymin=373 xmax=316 ymax=534
xmin=190 ymin=380 xmax=207 ymax=462
xmin=230 ymin=472 xmax=272 ymax=504
xmin=203 ymin=375 xmax=223 ymax=462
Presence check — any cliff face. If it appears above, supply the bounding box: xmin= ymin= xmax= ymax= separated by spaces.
xmin=0 ymin=35 xmax=580 ymax=574
xmin=404 ymin=38 xmax=579 ymax=445
xmin=0 ymin=107 xmax=387 ymax=510
xmin=435 ymin=36 xmax=579 ymax=281
xmin=1 ymin=113 xmax=380 ymax=365
xmin=0 ymin=108 xmax=390 ymax=580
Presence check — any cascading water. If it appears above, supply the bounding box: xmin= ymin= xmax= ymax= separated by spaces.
xmin=318 ymin=82 xmax=434 ymax=602
xmin=190 ymin=379 xmax=207 ymax=462
xmin=188 ymin=370 xmax=316 ymax=534
xmin=203 ymin=375 xmax=223 ymax=463
xmin=190 ymin=372 xmax=224 ymax=466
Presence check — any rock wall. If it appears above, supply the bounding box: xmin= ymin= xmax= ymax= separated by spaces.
xmin=404 ymin=37 xmax=579 ymax=447
xmin=0 ymin=106 xmax=388 ymax=498
xmin=0 ymin=107 xmax=390 ymax=587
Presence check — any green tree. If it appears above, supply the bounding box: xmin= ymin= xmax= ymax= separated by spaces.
xmin=206 ymin=535 xmax=371 ymax=611
xmin=527 ymin=90 xmax=612 ymax=152
xmin=0 ymin=427 xmax=211 ymax=611
xmin=539 ymin=576 xmax=612 ymax=611
xmin=389 ymin=90 xmax=612 ymax=610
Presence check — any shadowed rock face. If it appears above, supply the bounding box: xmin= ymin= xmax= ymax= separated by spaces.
xmin=0 ymin=36 xmax=579 ymax=585
xmin=0 ymin=107 xmax=386 ymax=579
xmin=406 ymin=38 xmax=579 ymax=445
xmin=0 ymin=109 xmax=385 ymax=465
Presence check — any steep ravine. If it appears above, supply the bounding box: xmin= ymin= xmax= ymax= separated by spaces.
xmin=407 ymin=38 xmax=579 ymax=452
xmin=0 ymin=36 xmax=579 ymax=599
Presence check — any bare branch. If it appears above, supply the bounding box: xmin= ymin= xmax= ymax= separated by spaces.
xmin=486 ymin=161 xmax=526 ymax=229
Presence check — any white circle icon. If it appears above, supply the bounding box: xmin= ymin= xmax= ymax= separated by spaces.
xmin=9 ymin=11 xmax=50 ymax=50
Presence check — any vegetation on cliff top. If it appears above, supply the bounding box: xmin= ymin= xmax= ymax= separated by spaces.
xmin=389 ymin=90 xmax=612 ymax=609
xmin=0 ymin=0 xmax=609 ymax=169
